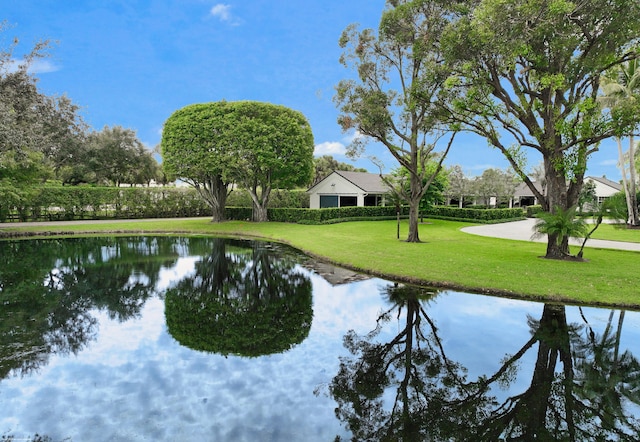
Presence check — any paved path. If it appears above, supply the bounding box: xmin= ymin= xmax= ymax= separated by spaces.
xmin=461 ymin=218 xmax=640 ymax=252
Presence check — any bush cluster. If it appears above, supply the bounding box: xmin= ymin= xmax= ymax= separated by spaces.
xmin=226 ymin=189 xmax=310 ymax=208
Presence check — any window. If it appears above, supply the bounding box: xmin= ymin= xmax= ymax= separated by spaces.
xmin=340 ymin=196 xmax=357 ymax=207
xmin=320 ymin=195 xmax=338 ymax=208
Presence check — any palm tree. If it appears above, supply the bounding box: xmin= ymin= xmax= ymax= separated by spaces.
xmin=599 ymin=57 xmax=640 ymax=226
xmin=532 ymin=206 xmax=588 ymax=259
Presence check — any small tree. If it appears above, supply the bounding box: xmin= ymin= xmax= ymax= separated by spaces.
xmin=88 ymin=126 xmax=153 ymax=186
xmin=532 ymin=206 xmax=588 ymax=259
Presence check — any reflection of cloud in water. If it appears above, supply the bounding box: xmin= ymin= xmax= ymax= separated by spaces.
xmin=0 ymin=268 xmax=352 ymax=441
xmin=155 ymin=256 xmax=200 ymax=292
xmin=308 ymin=273 xmax=390 ymax=336
xmin=5 ymin=243 xmax=640 ymax=441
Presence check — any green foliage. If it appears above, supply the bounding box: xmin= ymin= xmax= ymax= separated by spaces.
xmin=441 ymin=0 xmax=640 ymax=255
xmin=526 ymin=205 xmax=544 ymax=217
xmin=425 ymin=206 xmax=525 ymax=222
xmin=0 ymin=186 xmax=210 ymax=222
xmin=161 ymin=101 xmax=314 ymax=222
xmin=533 ymin=206 xmax=588 ymax=249
xmin=312 ymin=155 xmax=367 ymax=186
xmin=268 ymin=206 xmax=408 ymax=224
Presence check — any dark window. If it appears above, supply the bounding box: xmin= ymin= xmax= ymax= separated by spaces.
xmin=320 ymin=195 xmax=338 ymax=208
xmin=364 ymin=195 xmax=380 ymax=206
xmin=340 ymin=196 xmax=357 ymax=207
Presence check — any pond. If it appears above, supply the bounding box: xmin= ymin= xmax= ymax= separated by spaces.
xmin=1 ymin=236 xmax=639 ymax=441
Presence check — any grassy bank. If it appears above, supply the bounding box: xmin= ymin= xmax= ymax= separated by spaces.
xmin=1 ymin=217 xmax=638 ymax=308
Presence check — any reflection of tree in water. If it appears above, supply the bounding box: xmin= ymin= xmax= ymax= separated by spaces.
xmin=165 ymin=239 xmax=313 ymax=357
xmin=0 ymin=237 xmax=183 ymax=380
xmin=328 ymin=284 xmax=640 ymax=441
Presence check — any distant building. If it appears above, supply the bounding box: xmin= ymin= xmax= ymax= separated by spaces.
xmin=512 ymin=176 xmax=622 ymax=207
xmin=307 ymin=171 xmax=389 ymax=209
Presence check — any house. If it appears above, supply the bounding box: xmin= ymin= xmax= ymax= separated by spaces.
xmin=307 ymin=171 xmax=389 ymax=209
xmin=588 ymin=175 xmax=623 ymax=204
xmin=512 ymin=176 xmax=622 ymax=207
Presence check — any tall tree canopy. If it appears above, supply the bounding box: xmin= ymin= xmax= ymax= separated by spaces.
xmin=441 ymin=0 xmax=640 ymax=258
xmin=599 ymin=57 xmax=640 ymax=226
xmin=223 ymin=101 xmax=314 ymax=222
xmin=336 ymin=0 xmax=457 ymax=242
xmin=0 ymin=22 xmax=85 ymax=185
xmin=161 ymin=102 xmax=235 ymax=222
xmin=161 ymin=101 xmax=314 ymax=222
xmin=87 ymin=125 xmax=157 ymax=187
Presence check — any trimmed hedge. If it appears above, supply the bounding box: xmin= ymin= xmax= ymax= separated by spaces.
xmin=525 ymin=205 xmax=544 ymax=217
xmin=0 ymin=185 xmax=211 ymax=222
xmin=0 ymin=185 xmax=526 ymax=224
xmin=424 ymin=206 xmax=526 ymax=222
xmin=268 ymin=206 xmax=409 ymax=224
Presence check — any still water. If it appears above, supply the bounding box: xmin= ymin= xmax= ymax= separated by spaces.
xmin=1 ymin=236 xmax=639 ymax=441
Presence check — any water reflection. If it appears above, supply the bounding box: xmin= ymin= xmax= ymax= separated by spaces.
xmin=0 ymin=237 xmax=173 ymax=379
xmin=1 ymin=236 xmax=640 ymax=441
xmin=329 ymin=283 xmax=640 ymax=440
xmin=164 ymin=238 xmax=313 ymax=356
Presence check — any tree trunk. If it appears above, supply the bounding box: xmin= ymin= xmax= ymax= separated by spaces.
xmin=405 ymin=170 xmax=422 ymax=242
xmin=195 ymin=175 xmax=229 ymax=222
xmin=247 ymin=184 xmax=271 ymax=222
xmin=626 ymin=136 xmax=639 ymax=226
xmin=543 ymin=156 xmax=581 ymax=258
xmin=407 ymin=201 xmax=420 ymax=242
xmin=252 ymin=204 xmax=268 ymax=222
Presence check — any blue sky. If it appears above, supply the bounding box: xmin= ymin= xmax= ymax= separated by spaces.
xmin=5 ymin=1 xmax=622 ymax=180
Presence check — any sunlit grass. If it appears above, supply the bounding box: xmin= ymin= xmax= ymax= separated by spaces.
xmin=2 ymin=217 xmax=639 ymax=308
xmin=589 ymin=222 xmax=640 ymax=243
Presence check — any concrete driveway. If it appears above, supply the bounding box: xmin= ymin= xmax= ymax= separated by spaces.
xmin=461 ymin=218 xmax=640 ymax=252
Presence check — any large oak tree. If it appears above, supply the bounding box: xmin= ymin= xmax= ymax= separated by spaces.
xmin=441 ymin=0 xmax=640 ymax=258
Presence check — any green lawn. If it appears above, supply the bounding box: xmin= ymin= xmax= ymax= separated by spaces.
xmin=589 ymin=222 xmax=640 ymax=243
xmin=1 ymin=217 xmax=639 ymax=308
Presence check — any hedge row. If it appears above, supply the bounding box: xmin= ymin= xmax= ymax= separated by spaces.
xmin=267 ymin=206 xmax=408 ymax=223
xmin=0 ymin=185 xmax=526 ymax=224
xmin=0 ymin=186 xmax=211 ymax=222
xmin=424 ymin=206 xmax=526 ymax=222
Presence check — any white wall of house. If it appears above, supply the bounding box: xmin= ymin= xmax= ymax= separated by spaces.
xmin=586 ymin=178 xmax=620 ymax=203
xmin=308 ymin=173 xmax=366 ymax=209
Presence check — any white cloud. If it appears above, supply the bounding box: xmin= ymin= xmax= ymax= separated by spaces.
xmin=598 ymin=159 xmax=618 ymax=166
xmin=210 ymin=4 xmax=235 ymax=22
xmin=5 ymin=58 xmax=60 ymax=74
xmin=314 ymin=141 xmax=346 ymax=156
xmin=342 ymin=129 xmax=364 ymax=144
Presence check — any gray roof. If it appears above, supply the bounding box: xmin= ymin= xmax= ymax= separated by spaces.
xmin=514 ymin=181 xmax=543 ymax=197
xmin=587 ymin=175 xmax=623 ymax=191
xmin=333 ymin=171 xmax=390 ymax=193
